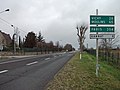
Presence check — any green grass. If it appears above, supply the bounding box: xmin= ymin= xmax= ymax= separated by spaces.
xmin=46 ymin=52 xmax=120 ymax=90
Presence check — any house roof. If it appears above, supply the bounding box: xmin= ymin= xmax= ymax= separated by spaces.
xmin=0 ymin=30 xmax=12 ymax=44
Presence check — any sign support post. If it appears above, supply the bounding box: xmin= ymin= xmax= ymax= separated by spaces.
xmin=96 ymin=9 xmax=99 ymax=77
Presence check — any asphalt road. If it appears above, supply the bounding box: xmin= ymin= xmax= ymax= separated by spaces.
xmin=0 ymin=52 xmax=75 ymax=90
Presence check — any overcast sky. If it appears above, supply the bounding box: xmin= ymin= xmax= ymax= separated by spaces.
xmin=0 ymin=0 xmax=120 ymax=49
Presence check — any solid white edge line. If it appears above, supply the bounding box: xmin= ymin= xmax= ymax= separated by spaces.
xmin=0 ymin=59 xmax=29 ymax=65
xmin=0 ymin=70 xmax=8 ymax=74
xmin=26 ymin=61 xmax=38 ymax=66
xmin=0 ymin=57 xmax=36 ymax=65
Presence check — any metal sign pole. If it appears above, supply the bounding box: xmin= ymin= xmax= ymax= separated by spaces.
xmin=96 ymin=9 xmax=99 ymax=77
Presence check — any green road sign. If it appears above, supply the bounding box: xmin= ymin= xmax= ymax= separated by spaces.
xmin=90 ymin=26 xmax=114 ymax=32
xmin=90 ymin=15 xmax=114 ymax=25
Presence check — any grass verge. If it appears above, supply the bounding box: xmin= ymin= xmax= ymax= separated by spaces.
xmin=46 ymin=52 xmax=120 ymax=90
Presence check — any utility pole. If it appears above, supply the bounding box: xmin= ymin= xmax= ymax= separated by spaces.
xmin=11 ymin=25 xmax=17 ymax=55
xmin=13 ymin=33 xmax=16 ymax=55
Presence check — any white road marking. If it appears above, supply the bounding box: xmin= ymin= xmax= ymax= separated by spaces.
xmin=0 ymin=60 xmax=21 ymax=65
xmin=26 ymin=61 xmax=38 ymax=66
xmin=0 ymin=70 xmax=8 ymax=74
xmin=0 ymin=57 xmax=34 ymax=65
xmin=45 ymin=58 xmax=50 ymax=60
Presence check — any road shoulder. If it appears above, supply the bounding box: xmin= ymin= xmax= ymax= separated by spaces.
xmin=46 ymin=52 xmax=120 ymax=90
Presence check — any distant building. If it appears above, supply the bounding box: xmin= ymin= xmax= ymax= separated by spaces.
xmin=0 ymin=30 xmax=12 ymax=47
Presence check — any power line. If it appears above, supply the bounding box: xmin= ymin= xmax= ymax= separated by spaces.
xmin=0 ymin=17 xmax=12 ymax=26
xmin=0 ymin=17 xmax=27 ymax=34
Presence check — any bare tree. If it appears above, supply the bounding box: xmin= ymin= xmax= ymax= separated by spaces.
xmin=99 ymin=33 xmax=120 ymax=61
xmin=100 ymin=33 xmax=119 ymax=49
xmin=76 ymin=24 xmax=88 ymax=60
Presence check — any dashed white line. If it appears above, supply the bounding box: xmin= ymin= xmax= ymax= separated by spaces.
xmin=45 ymin=58 xmax=50 ymax=60
xmin=26 ymin=61 xmax=38 ymax=66
xmin=0 ymin=70 xmax=8 ymax=74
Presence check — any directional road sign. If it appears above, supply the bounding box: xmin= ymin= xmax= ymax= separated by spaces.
xmin=90 ymin=26 xmax=114 ymax=32
xmin=90 ymin=15 xmax=114 ymax=25
xmin=90 ymin=34 xmax=115 ymax=39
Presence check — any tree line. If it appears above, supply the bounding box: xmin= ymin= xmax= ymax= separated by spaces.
xmin=17 ymin=31 xmax=75 ymax=53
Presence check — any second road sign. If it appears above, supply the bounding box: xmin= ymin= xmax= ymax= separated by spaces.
xmin=90 ymin=26 xmax=114 ymax=32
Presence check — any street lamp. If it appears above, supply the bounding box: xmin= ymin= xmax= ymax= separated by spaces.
xmin=13 ymin=33 xmax=16 ymax=55
xmin=58 ymin=40 xmax=62 ymax=52
xmin=11 ymin=25 xmax=16 ymax=55
xmin=0 ymin=9 xmax=10 ymax=14
xmin=11 ymin=25 xmax=20 ymax=55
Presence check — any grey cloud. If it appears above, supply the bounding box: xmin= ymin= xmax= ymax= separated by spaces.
xmin=0 ymin=0 xmax=119 ymax=49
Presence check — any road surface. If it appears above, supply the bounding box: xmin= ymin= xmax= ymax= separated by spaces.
xmin=0 ymin=52 xmax=74 ymax=90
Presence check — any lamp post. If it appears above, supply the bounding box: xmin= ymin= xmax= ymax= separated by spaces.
xmin=57 ymin=40 xmax=62 ymax=52
xmin=13 ymin=33 xmax=16 ymax=55
xmin=11 ymin=25 xmax=20 ymax=55
xmin=0 ymin=9 xmax=9 ymax=14
xmin=11 ymin=25 xmax=17 ymax=55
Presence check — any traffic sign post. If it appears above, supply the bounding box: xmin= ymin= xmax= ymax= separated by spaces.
xmin=95 ymin=9 xmax=99 ymax=77
xmin=90 ymin=10 xmax=115 ymax=77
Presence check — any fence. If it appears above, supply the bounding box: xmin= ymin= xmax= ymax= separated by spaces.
xmin=86 ymin=49 xmax=120 ymax=68
xmin=0 ymin=47 xmax=60 ymax=56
